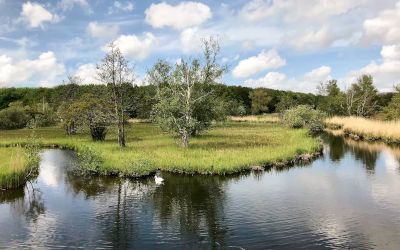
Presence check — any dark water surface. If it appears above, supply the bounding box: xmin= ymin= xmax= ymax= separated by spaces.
xmin=1 ymin=133 xmax=400 ymax=249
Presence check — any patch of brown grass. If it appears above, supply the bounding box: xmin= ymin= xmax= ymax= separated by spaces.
xmin=230 ymin=114 xmax=281 ymax=123
xmin=325 ymin=116 xmax=400 ymax=143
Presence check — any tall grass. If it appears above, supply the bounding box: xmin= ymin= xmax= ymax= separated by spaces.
xmin=0 ymin=147 xmax=36 ymax=189
xmin=325 ymin=116 xmax=400 ymax=143
xmin=229 ymin=114 xmax=281 ymax=123
xmin=0 ymin=122 xmax=320 ymax=177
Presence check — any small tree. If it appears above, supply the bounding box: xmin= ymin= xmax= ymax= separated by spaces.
xmin=317 ymin=80 xmax=346 ymax=116
xmin=249 ymin=89 xmax=272 ymax=114
xmin=282 ymin=105 xmax=326 ymax=133
xmin=276 ymin=94 xmax=297 ymax=113
xmin=97 ymin=42 xmax=134 ymax=147
xmin=384 ymin=85 xmax=400 ymax=120
xmin=57 ymin=75 xmax=82 ymax=134
xmin=148 ymin=38 xmax=227 ymax=147
xmin=65 ymin=94 xmax=114 ymax=141
xmin=345 ymin=75 xmax=379 ymax=117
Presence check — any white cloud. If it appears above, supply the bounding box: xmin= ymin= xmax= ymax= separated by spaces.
xmin=232 ymin=49 xmax=286 ymax=78
xmin=381 ymin=44 xmax=400 ymax=61
xmin=58 ymin=0 xmax=89 ymax=11
xmin=243 ymin=71 xmax=288 ymax=89
xmin=304 ymin=66 xmax=332 ymax=81
xmin=20 ymin=1 xmax=59 ymax=28
xmin=180 ymin=27 xmax=202 ymax=53
xmin=363 ymin=2 xmax=400 ymax=44
xmin=87 ymin=22 xmax=119 ymax=39
xmin=240 ymin=0 xmax=366 ymax=23
xmin=344 ymin=44 xmax=400 ymax=91
xmin=243 ymin=66 xmax=332 ymax=93
xmin=0 ymin=51 xmax=65 ymax=87
xmin=106 ymin=33 xmax=156 ymax=60
xmin=145 ymin=1 xmax=212 ymax=30
xmin=74 ymin=63 xmax=102 ymax=84
xmin=114 ymin=1 xmax=134 ymax=12
xmin=285 ymin=26 xmax=351 ymax=51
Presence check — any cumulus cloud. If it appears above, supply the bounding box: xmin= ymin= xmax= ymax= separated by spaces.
xmin=243 ymin=66 xmax=332 ymax=93
xmin=344 ymin=44 xmax=400 ymax=91
xmin=105 ymin=33 xmax=156 ymax=60
xmin=363 ymin=2 xmax=400 ymax=44
xmin=20 ymin=1 xmax=60 ymax=28
xmin=87 ymin=22 xmax=119 ymax=39
xmin=74 ymin=63 xmax=102 ymax=84
xmin=145 ymin=1 xmax=212 ymax=30
xmin=232 ymin=49 xmax=286 ymax=78
xmin=0 ymin=51 xmax=65 ymax=87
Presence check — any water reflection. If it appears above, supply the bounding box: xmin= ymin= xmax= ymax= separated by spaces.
xmin=0 ymin=135 xmax=400 ymax=249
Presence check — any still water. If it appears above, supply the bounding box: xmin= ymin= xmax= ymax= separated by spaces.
xmin=1 ymin=133 xmax=400 ymax=249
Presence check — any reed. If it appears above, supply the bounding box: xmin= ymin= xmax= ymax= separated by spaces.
xmin=0 ymin=147 xmax=29 ymax=189
xmin=325 ymin=116 xmax=400 ymax=144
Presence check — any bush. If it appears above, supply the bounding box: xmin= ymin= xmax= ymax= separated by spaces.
xmin=282 ymin=105 xmax=326 ymax=133
xmin=0 ymin=106 xmax=30 ymax=129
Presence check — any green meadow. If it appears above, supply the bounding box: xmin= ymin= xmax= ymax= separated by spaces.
xmin=0 ymin=121 xmax=320 ymax=187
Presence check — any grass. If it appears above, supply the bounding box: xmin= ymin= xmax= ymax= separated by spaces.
xmin=325 ymin=116 xmax=400 ymax=144
xmin=0 ymin=122 xmax=320 ymax=177
xmin=0 ymin=147 xmax=37 ymax=189
xmin=229 ymin=114 xmax=281 ymax=123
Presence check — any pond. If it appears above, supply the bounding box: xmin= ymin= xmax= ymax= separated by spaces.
xmin=1 ymin=133 xmax=400 ymax=249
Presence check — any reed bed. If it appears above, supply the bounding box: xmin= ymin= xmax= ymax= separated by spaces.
xmin=325 ymin=116 xmax=400 ymax=144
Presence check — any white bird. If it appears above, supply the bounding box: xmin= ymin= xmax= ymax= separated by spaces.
xmin=154 ymin=175 xmax=164 ymax=185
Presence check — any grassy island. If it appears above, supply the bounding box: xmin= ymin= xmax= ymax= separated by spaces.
xmin=0 ymin=121 xmax=320 ymax=180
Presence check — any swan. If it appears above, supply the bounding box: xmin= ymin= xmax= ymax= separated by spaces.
xmin=154 ymin=175 xmax=164 ymax=185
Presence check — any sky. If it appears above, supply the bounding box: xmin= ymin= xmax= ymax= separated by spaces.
xmin=0 ymin=0 xmax=399 ymax=93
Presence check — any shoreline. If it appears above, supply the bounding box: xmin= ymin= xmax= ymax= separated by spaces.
xmin=0 ymin=142 xmax=323 ymax=189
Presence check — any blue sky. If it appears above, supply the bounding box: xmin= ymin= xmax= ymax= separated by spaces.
xmin=0 ymin=0 xmax=399 ymax=92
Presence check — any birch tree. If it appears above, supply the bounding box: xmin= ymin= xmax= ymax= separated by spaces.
xmin=148 ymin=38 xmax=227 ymax=147
xmin=97 ymin=42 xmax=134 ymax=147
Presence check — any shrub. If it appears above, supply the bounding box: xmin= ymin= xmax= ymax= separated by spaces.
xmin=282 ymin=105 xmax=326 ymax=133
xmin=0 ymin=106 xmax=30 ymax=129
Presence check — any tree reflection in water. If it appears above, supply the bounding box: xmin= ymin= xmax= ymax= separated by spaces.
xmin=0 ymin=182 xmax=45 ymax=223
xmin=151 ymin=173 xmax=235 ymax=248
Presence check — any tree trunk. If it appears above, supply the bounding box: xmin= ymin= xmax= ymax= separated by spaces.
xmin=181 ymin=130 xmax=189 ymax=148
xmin=91 ymin=126 xmax=107 ymax=141
xmin=118 ymin=121 xmax=125 ymax=147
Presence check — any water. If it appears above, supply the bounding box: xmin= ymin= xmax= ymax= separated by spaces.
xmin=1 ymin=133 xmax=400 ymax=249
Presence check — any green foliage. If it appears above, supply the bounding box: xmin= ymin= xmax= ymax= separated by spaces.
xmin=346 ymin=75 xmax=380 ymax=117
xmin=317 ymin=80 xmax=346 ymax=116
xmin=76 ymin=145 xmax=104 ymax=175
xmin=384 ymin=85 xmax=400 ymax=120
xmin=249 ymin=89 xmax=272 ymax=114
xmin=59 ymin=93 xmax=115 ymax=141
xmin=276 ymin=94 xmax=298 ymax=113
xmin=149 ymin=38 xmax=228 ymax=147
xmin=0 ymin=102 xmax=30 ymax=129
xmin=282 ymin=105 xmax=326 ymax=133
